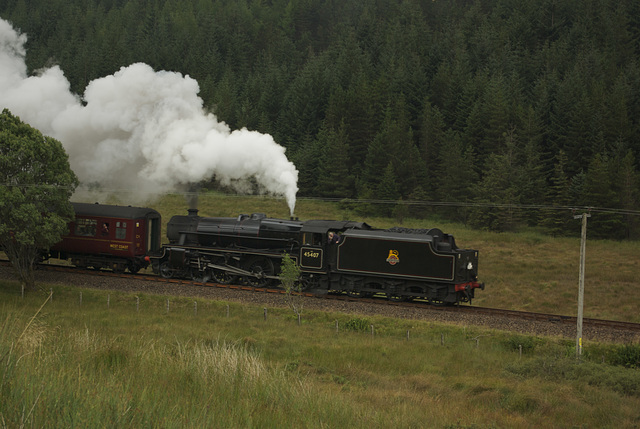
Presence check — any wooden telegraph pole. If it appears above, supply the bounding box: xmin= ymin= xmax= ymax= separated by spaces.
xmin=574 ymin=211 xmax=590 ymax=358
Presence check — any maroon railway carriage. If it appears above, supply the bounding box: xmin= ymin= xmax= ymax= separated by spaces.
xmin=48 ymin=202 xmax=162 ymax=273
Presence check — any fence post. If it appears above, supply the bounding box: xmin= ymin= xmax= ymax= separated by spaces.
xmin=107 ymin=294 xmax=110 ymax=309
xmin=79 ymin=292 xmax=82 ymax=306
xmin=263 ymin=307 xmax=267 ymax=321
xmin=226 ymin=304 xmax=230 ymax=318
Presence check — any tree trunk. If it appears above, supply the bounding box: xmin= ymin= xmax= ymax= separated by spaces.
xmin=4 ymin=244 xmax=38 ymax=291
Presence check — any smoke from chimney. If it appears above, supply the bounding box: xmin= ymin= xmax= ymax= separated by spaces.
xmin=0 ymin=18 xmax=298 ymax=215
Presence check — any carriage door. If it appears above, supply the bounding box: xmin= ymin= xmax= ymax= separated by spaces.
xmin=146 ymin=215 xmax=162 ymax=253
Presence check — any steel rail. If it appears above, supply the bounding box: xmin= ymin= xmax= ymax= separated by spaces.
xmin=3 ymin=259 xmax=639 ymax=333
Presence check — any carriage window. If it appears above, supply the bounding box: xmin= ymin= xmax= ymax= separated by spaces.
xmin=74 ymin=218 xmax=97 ymax=237
xmin=115 ymin=221 xmax=127 ymax=239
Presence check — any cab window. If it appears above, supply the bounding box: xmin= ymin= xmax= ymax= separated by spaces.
xmin=302 ymin=233 xmax=323 ymax=245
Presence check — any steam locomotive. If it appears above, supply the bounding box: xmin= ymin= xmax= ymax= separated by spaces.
xmin=149 ymin=208 xmax=484 ymax=304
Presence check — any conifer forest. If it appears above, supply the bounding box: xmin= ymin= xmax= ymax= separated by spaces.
xmin=2 ymin=0 xmax=640 ymax=238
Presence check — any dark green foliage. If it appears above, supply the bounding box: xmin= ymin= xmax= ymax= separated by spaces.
xmin=583 ymin=153 xmax=625 ymax=239
xmin=506 ymin=356 xmax=640 ymax=397
xmin=3 ymin=0 xmax=640 ymax=236
xmin=500 ymin=335 xmax=542 ymax=354
xmin=314 ymin=122 xmax=355 ymax=198
xmin=607 ymin=343 xmax=640 ymax=369
xmin=0 ymin=109 xmax=78 ymax=289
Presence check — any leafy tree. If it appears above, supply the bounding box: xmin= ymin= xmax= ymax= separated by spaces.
xmin=0 ymin=109 xmax=78 ymax=290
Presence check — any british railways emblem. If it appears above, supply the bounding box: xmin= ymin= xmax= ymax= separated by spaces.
xmin=386 ymin=250 xmax=399 ymax=265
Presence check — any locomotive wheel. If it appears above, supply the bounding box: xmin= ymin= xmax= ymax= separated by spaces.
xmin=299 ymin=274 xmax=319 ymax=291
xmin=244 ymin=257 xmax=274 ymax=287
xmin=190 ymin=268 xmax=204 ymax=283
xmin=128 ymin=263 xmax=140 ymax=274
xmin=346 ymin=290 xmax=373 ymax=298
xmin=191 ymin=268 xmax=213 ymax=284
xmin=212 ymin=269 xmax=236 ymax=284
xmin=159 ymin=261 xmax=173 ymax=279
xmin=387 ymin=294 xmax=405 ymax=302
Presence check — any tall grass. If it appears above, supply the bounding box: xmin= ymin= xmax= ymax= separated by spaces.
xmin=1 ymin=282 xmax=640 ymax=427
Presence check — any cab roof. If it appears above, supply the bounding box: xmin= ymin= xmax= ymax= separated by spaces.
xmin=300 ymin=219 xmax=372 ymax=233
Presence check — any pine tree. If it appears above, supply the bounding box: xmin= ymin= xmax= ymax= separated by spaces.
xmin=540 ymin=150 xmax=573 ymax=236
xmin=434 ymin=130 xmax=477 ymax=223
xmin=613 ymin=150 xmax=640 ymax=239
xmin=583 ymin=152 xmax=624 ymax=238
xmin=376 ymin=162 xmax=401 ymax=217
xmin=315 ymin=122 xmax=355 ymax=198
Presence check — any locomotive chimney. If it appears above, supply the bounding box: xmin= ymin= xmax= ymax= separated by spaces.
xmin=186 ymin=183 xmax=200 ymax=217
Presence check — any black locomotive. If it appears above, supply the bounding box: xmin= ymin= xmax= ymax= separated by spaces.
xmin=150 ymin=209 xmax=484 ymax=304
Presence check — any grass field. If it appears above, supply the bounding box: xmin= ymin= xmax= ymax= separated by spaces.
xmin=1 ymin=283 xmax=640 ymax=428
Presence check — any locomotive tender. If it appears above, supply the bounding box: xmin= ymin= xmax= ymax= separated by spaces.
xmin=151 ymin=209 xmax=484 ymax=304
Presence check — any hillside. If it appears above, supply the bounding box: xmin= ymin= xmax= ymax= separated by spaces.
xmin=1 ymin=0 xmax=640 ymax=237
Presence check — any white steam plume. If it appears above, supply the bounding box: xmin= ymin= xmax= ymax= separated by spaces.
xmin=0 ymin=18 xmax=298 ymax=214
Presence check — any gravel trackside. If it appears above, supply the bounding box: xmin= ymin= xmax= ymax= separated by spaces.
xmin=1 ymin=264 xmax=638 ymax=344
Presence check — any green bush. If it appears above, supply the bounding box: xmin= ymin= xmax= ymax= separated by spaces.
xmin=506 ymin=356 xmax=640 ymax=397
xmin=608 ymin=343 xmax=640 ymax=369
xmin=343 ymin=317 xmax=370 ymax=332
xmin=500 ymin=334 xmax=541 ymax=354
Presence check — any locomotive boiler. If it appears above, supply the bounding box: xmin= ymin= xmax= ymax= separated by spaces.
xmin=150 ymin=209 xmax=484 ymax=304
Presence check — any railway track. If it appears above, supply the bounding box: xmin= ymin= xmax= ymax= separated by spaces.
xmin=3 ymin=259 xmax=640 ymax=337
